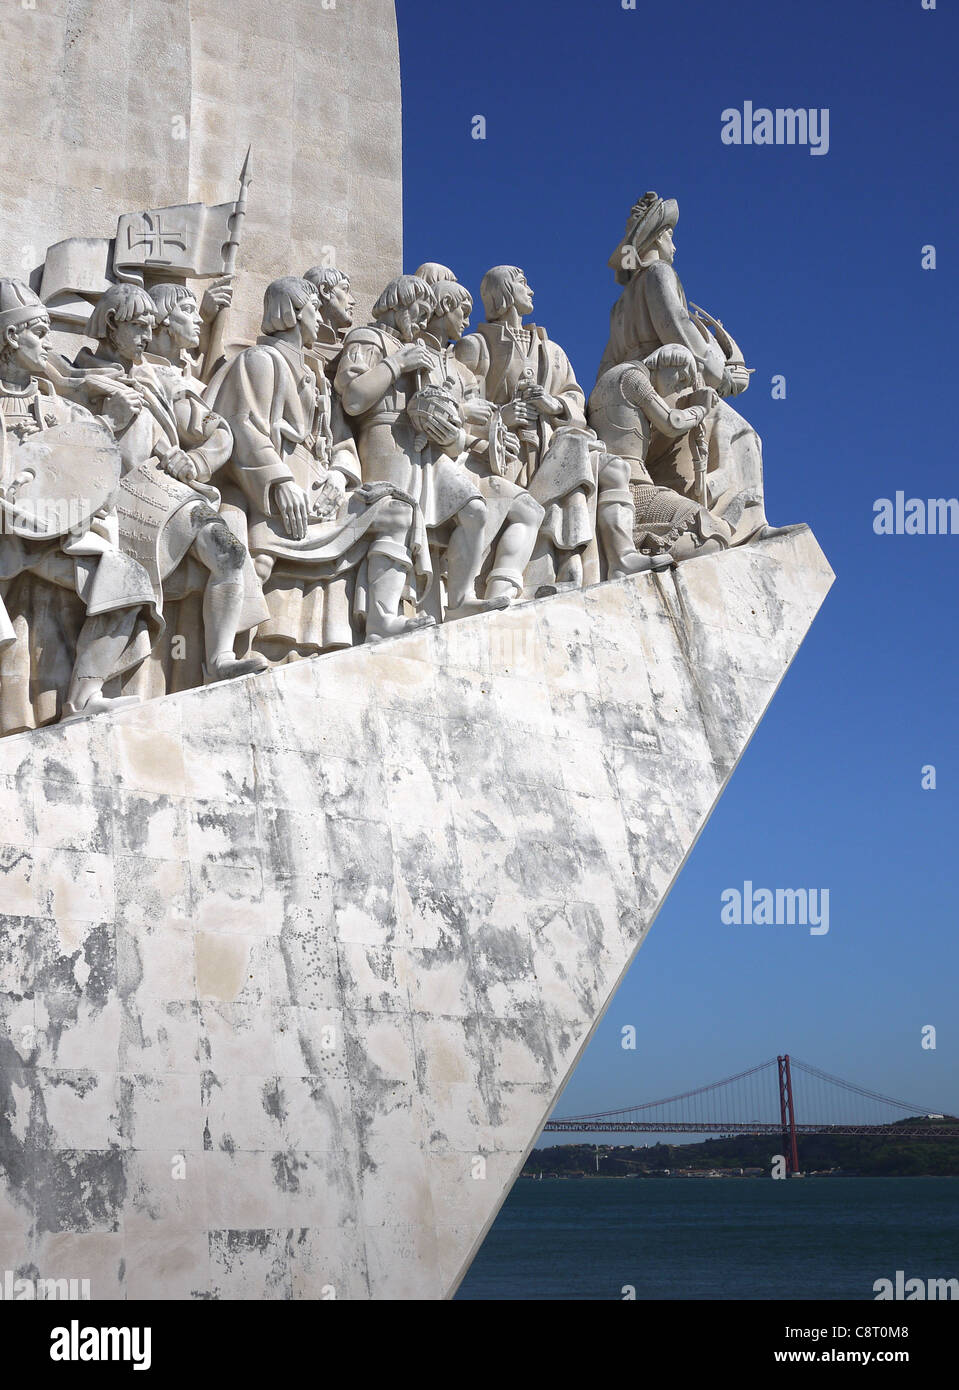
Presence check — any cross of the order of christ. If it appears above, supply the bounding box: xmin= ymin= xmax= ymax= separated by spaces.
xmin=126 ymin=211 xmax=187 ymax=263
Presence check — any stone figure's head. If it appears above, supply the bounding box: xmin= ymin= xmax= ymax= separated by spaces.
xmin=261 ymin=277 xmax=320 ymax=347
xmin=608 ymin=192 xmax=679 ymax=285
xmin=0 ymin=279 xmax=52 ymax=378
xmin=428 ymin=280 xmax=473 ymax=344
xmin=149 ymin=283 xmax=202 ymax=352
xmin=87 ymin=284 xmax=157 ymax=365
xmin=304 ymin=267 xmax=356 ymax=335
xmin=415 ymin=263 xmax=458 ymax=287
xmin=371 ymin=275 xmax=435 ymax=343
xmin=480 ymin=266 xmax=534 ymax=322
xmin=644 ymin=344 xmax=699 ymax=399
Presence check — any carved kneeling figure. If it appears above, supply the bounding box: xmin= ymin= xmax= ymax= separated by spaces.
xmin=589 ymin=345 xmax=732 ymax=575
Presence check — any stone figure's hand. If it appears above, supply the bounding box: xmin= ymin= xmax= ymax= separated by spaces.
xmin=100 ymin=385 xmax=142 ymax=434
xmin=527 ymin=389 xmax=564 ymax=418
xmin=0 ymin=468 xmax=36 ymax=503
xmin=165 ymin=450 xmax=199 ymax=483
xmin=274 ymin=481 xmax=309 ymax=540
xmin=393 ymin=343 xmax=434 ymax=375
xmin=423 ymin=409 xmax=463 ymax=449
xmin=199 ymin=408 xmax=225 ymax=442
xmin=310 ymin=473 xmax=346 ymax=522
xmin=503 ymin=431 xmax=521 ymax=459
xmin=200 ymin=276 xmax=234 ymax=322
xmin=502 ymin=399 xmax=536 ymax=430
xmin=463 ymin=398 xmax=494 ymax=427
xmin=520 ymin=383 xmax=560 ymax=417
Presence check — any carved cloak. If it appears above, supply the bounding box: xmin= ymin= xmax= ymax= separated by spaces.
xmin=208 ymin=339 xmax=429 ymax=655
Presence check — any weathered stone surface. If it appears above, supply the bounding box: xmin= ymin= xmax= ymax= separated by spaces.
xmin=0 ymin=529 xmax=833 ymax=1298
xmin=0 ymin=0 xmax=402 ymax=342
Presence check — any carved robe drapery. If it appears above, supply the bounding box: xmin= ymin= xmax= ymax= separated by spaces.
xmin=72 ymin=348 xmax=267 ymax=695
xmin=208 ymin=338 xmax=430 ymax=656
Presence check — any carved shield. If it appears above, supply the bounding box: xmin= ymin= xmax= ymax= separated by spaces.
xmin=0 ymin=419 xmax=121 ymax=539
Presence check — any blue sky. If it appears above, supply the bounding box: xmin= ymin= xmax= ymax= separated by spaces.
xmin=395 ymin=0 xmax=958 ymax=1129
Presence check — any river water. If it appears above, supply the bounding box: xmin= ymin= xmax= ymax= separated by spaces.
xmin=455 ymin=1176 xmax=959 ymax=1300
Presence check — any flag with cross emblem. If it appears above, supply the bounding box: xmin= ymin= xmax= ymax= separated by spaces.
xmin=114 ymin=201 xmax=235 ymax=279
xmin=39 ymin=200 xmax=237 ymax=326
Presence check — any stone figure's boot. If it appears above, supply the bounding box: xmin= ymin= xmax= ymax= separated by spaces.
xmin=201 ymin=583 xmax=269 ymax=681
xmin=197 ymin=526 xmax=269 ymax=683
xmin=444 ymin=594 xmax=512 ymax=620
xmin=61 ymin=690 xmax=141 ymax=722
xmin=534 ymin=551 xmax=589 ymax=598
xmin=669 ymin=534 xmax=726 ymax=561
xmin=482 ymin=494 xmax=545 ymax=605
xmin=61 ymin=610 xmax=142 ymax=722
xmin=365 ymin=545 xmax=435 ymax=644
xmin=205 ymin=650 xmax=270 ymax=683
xmin=444 ymin=498 xmax=501 ymax=618
xmin=597 ymin=494 xmax=672 ymax=579
xmin=483 ymin=571 xmax=525 ymax=605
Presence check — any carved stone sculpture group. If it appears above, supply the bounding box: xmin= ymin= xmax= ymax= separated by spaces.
xmin=0 ymin=191 xmax=772 ymax=736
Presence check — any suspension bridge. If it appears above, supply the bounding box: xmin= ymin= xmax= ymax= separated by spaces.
xmin=544 ymin=1055 xmax=958 ymax=1174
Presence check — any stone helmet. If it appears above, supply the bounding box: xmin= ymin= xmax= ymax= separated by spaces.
xmin=0 ymin=279 xmax=48 ymax=337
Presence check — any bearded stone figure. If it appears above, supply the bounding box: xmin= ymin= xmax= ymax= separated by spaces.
xmin=422 ymin=277 xmax=544 ymax=608
xmin=596 ymin=192 xmax=769 ymax=545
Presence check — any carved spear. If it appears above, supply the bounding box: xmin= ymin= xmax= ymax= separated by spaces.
xmin=203 ymin=146 xmax=252 ymax=381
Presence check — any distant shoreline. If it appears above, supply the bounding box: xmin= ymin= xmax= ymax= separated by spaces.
xmin=524 ymin=1133 xmax=959 ymax=1180
xmin=521 ymin=1170 xmax=959 ymax=1179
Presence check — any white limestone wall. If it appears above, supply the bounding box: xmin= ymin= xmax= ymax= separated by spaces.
xmin=0 ymin=530 xmax=833 ymax=1298
xmin=0 ymin=0 xmax=403 ymax=343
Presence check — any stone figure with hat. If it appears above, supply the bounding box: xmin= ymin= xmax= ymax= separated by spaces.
xmin=595 ymin=192 xmax=768 ymax=545
xmin=0 ymin=278 xmax=161 ymax=733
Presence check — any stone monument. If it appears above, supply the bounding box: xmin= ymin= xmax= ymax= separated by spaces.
xmin=0 ymin=1 xmax=833 ymax=1299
